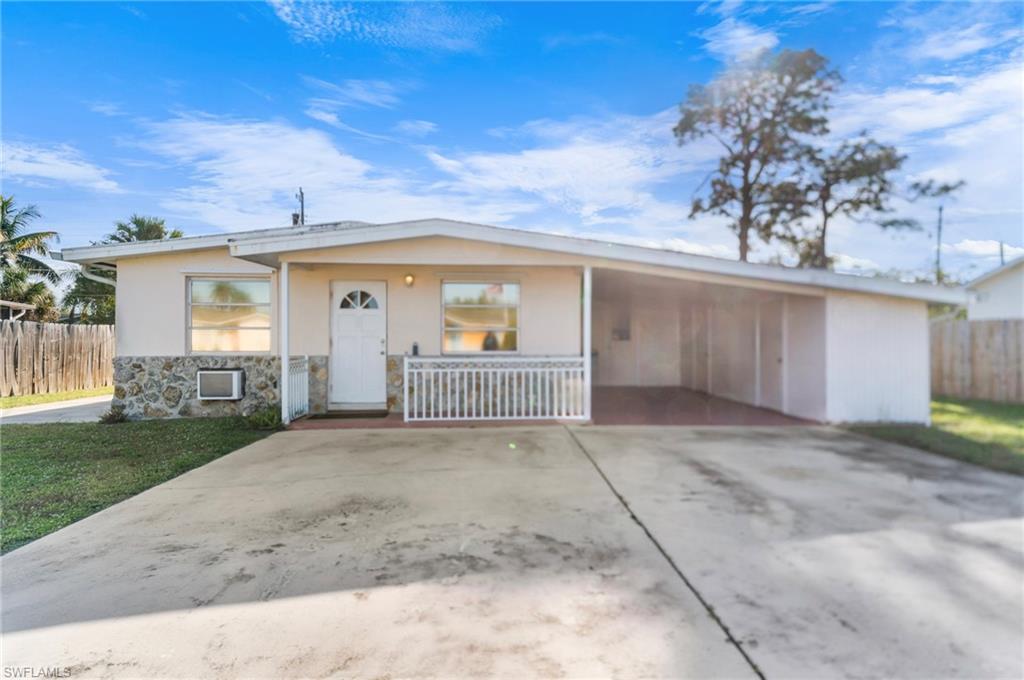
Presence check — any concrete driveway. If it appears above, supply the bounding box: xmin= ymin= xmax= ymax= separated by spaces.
xmin=1 ymin=395 xmax=111 ymax=424
xmin=2 ymin=426 xmax=1021 ymax=678
xmin=573 ymin=427 xmax=1024 ymax=679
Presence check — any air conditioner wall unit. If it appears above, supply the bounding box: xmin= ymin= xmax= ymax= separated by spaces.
xmin=197 ymin=369 xmax=245 ymax=400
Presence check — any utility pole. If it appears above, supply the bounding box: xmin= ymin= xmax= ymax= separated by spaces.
xmin=934 ymin=204 xmax=943 ymax=283
xmin=295 ymin=187 xmax=305 ymax=226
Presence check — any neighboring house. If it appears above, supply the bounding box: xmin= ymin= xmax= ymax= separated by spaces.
xmin=0 ymin=300 xmax=36 ymax=320
xmin=63 ymin=218 xmax=966 ymax=425
xmin=966 ymin=257 xmax=1024 ymax=320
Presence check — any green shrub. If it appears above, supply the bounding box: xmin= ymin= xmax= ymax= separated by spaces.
xmin=98 ymin=405 xmax=127 ymax=424
xmin=247 ymin=406 xmax=283 ymax=430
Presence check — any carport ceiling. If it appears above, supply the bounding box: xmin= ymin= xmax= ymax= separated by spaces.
xmin=594 ymin=268 xmax=788 ymax=305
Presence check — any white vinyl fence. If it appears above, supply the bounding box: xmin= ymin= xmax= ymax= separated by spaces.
xmin=404 ymin=356 xmax=586 ymax=422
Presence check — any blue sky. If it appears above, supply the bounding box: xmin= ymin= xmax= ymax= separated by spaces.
xmin=3 ymin=1 xmax=1022 ymax=280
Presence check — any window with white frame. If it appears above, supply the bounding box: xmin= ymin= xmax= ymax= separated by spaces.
xmin=188 ymin=278 xmax=271 ymax=353
xmin=442 ymin=282 xmax=519 ymax=353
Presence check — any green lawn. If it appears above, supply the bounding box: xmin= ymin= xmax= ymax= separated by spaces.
xmin=0 ymin=418 xmax=270 ymax=553
xmin=1 ymin=386 xmax=114 ymax=410
xmin=852 ymin=397 xmax=1024 ymax=476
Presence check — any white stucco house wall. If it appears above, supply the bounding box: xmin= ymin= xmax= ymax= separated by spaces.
xmin=966 ymin=257 xmax=1024 ymax=321
xmin=63 ymin=218 xmax=967 ymax=425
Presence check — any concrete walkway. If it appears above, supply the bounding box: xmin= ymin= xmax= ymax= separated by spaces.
xmin=0 ymin=395 xmax=111 ymax=424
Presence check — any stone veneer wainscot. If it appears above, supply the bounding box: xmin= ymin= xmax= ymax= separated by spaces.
xmin=113 ymin=355 xmax=328 ymax=419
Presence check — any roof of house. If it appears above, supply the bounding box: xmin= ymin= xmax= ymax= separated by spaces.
xmin=966 ymin=256 xmax=1024 ymax=289
xmin=62 ymin=217 xmax=968 ymax=305
xmin=0 ymin=300 xmax=37 ymax=311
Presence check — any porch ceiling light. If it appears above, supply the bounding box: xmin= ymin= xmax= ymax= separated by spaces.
xmin=404 ymin=273 xmax=415 ymax=287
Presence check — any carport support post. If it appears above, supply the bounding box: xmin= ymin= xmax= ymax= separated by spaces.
xmin=583 ymin=266 xmax=592 ymax=421
xmin=280 ymin=261 xmax=290 ymax=426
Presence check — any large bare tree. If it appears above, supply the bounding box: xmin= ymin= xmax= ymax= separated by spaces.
xmin=781 ymin=135 xmax=909 ymax=269
xmin=674 ymin=49 xmax=840 ymax=261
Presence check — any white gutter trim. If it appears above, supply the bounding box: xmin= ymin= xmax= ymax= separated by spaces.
xmin=60 ymin=217 xmax=969 ymax=305
xmin=966 ymin=256 xmax=1023 ymax=288
xmin=62 ymin=233 xmax=235 ymax=262
xmin=80 ymin=268 xmax=116 ymax=287
xmin=230 ymin=219 xmax=968 ymax=305
xmin=60 ymin=220 xmax=371 ymax=264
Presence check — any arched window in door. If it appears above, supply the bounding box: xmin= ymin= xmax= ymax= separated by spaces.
xmin=340 ymin=290 xmax=378 ymax=310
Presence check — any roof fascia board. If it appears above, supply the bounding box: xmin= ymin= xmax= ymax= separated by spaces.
xmin=62 ymin=216 xmax=967 ymax=305
xmin=231 ymin=219 xmax=967 ymax=305
xmin=59 ymin=221 xmax=366 ymax=263
xmin=62 ymin=233 xmax=233 ymax=263
xmin=967 ymin=256 xmax=1023 ymax=288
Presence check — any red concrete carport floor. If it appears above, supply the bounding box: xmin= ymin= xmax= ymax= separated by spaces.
xmin=591 ymin=386 xmax=807 ymax=425
xmin=289 ymin=387 xmax=806 ymax=429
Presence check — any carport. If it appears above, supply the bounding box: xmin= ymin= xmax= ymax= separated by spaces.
xmin=591 ymin=268 xmax=826 ymax=424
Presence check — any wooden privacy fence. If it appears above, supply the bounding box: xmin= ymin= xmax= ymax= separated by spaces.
xmin=0 ymin=321 xmax=115 ymax=398
xmin=931 ymin=319 xmax=1023 ymax=403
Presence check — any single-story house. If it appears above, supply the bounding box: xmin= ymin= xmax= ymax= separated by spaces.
xmin=63 ymin=218 xmax=967 ymax=425
xmin=966 ymin=256 xmax=1024 ymax=321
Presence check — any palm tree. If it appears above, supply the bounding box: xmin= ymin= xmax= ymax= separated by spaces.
xmin=62 ymin=270 xmax=116 ymax=324
xmin=106 ymin=215 xmax=183 ymax=243
xmin=0 ymin=196 xmax=62 ymax=283
xmin=64 ymin=214 xmax=184 ymax=323
xmin=0 ymin=267 xmax=58 ymax=321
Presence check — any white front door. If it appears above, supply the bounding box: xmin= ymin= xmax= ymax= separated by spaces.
xmin=330 ymin=281 xmax=387 ymax=407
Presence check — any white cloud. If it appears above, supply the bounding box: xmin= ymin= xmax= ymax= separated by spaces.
xmin=912 ymin=74 xmax=965 ymax=87
xmin=120 ymin=4 xmax=146 ymax=20
xmin=304 ymin=108 xmax=341 ymax=127
xmin=832 ymin=253 xmax=880 ymax=272
xmin=140 ymin=113 xmax=534 ymax=230
xmin=301 ymin=77 xmax=404 ymax=139
xmin=303 ymin=107 xmax=394 ymax=141
xmin=88 ymin=101 xmax=124 ymax=116
xmin=909 ymin=22 xmax=1014 ymax=61
xmin=542 ymin=32 xmax=622 ymax=50
xmin=427 ymin=109 xmax=714 ymax=225
xmin=269 ymin=1 xmax=500 ymax=52
xmin=573 ymin=231 xmax=735 ymax=259
xmin=2 ymin=142 xmax=121 ymax=193
xmin=699 ymin=17 xmax=778 ymax=61
xmin=882 ymin=3 xmax=1022 ymax=62
xmin=136 ymin=110 xmax=737 ymax=260
xmin=785 ymin=2 xmax=835 ymax=18
xmin=303 ymin=77 xmax=401 ymax=109
xmin=422 ymin=108 xmax=747 ymax=258
xmin=394 ymin=120 xmax=438 ymax=137
xmin=829 ymin=59 xmax=1023 ymax=144
xmin=827 ymin=56 xmax=1023 ymax=276
xmin=943 ymin=239 xmax=1024 ymax=260
xmin=236 ymin=80 xmax=274 ymax=102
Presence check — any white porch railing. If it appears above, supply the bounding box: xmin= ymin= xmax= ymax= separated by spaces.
xmin=287 ymin=356 xmax=309 ymax=421
xmin=404 ymin=356 xmax=586 ymax=422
